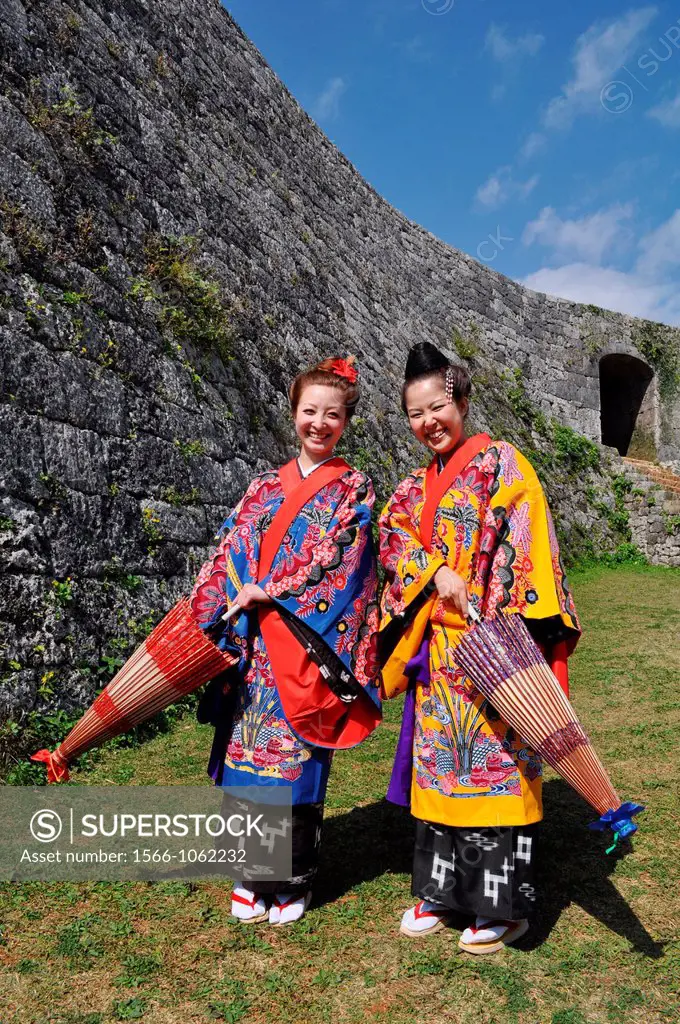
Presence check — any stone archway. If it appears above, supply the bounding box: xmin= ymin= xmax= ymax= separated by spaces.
xmin=599 ymin=353 xmax=655 ymax=457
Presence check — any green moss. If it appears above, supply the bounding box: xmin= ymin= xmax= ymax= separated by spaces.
xmin=96 ymin=337 xmax=118 ymax=371
xmin=0 ymin=197 xmax=51 ymax=262
xmin=587 ymin=473 xmax=632 ymax=543
xmin=51 ymin=577 xmax=74 ymax=607
xmin=505 ymin=368 xmax=538 ymax=425
xmin=632 ymin=319 xmax=680 ymax=399
xmin=583 ymin=331 xmax=606 ymax=357
xmin=611 ymin=474 xmax=632 ymax=502
xmin=140 ymin=507 xmax=163 ymax=554
xmin=27 ymin=84 xmax=117 ymax=151
xmin=173 ymin=438 xmax=206 ymax=460
xmin=60 ymin=290 xmax=88 ymax=306
xmin=38 ymin=471 xmax=68 ymax=511
xmin=126 ymin=609 xmax=162 ymax=642
xmin=552 ymin=424 xmax=600 ymax=472
xmin=451 ymin=322 xmax=480 ymax=361
xmin=130 ymin=235 xmax=237 ymax=364
xmin=161 ymin=485 xmax=200 ymax=507
xmin=663 ymin=513 xmax=680 ymax=536
xmin=102 ymin=557 xmax=143 ymax=591
xmin=494 ymin=365 xmax=636 ymax=561
xmin=571 ymin=541 xmax=647 ymax=571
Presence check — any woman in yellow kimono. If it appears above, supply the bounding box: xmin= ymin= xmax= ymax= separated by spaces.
xmin=379 ymin=342 xmax=581 ymax=954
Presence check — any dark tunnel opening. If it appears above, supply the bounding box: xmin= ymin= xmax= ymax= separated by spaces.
xmin=599 ymin=353 xmax=654 ymax=457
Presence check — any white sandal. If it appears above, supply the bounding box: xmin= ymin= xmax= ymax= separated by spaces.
xmin=399 ymin=900 xmax=451 ymax=937
xmin=268 ymin=890 xmax=312 ymax=926
xmin=230 ymin=885 xmax=268 ymax=923
xmin=458 ymin=917 xmax=529 ymax=954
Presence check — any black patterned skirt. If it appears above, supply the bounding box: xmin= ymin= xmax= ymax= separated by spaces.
xmin=251 ymin=802 xmax=324 ymax=896
xmin=412 ymin=820 xmax=539 ymax=920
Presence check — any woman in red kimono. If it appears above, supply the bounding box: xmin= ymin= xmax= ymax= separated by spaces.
xmin=191 ymin=357 xmax=381 ymax=925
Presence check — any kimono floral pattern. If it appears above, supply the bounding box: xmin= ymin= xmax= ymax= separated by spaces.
xmin=224 ymin=635 xmax=313 ymax=785
xmin=379 ymin=440 xmax=581 ymax=829
xmin=191 ymin=466 xmax=380 ymax=803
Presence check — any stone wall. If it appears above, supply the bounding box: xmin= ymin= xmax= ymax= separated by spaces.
xmin=626 ymin=496 xmax=680 ymax=566
xmin=620 ymin=460 xmax=680 ymax=566
xmin=1 ymin=0 xmax=679 ymax=762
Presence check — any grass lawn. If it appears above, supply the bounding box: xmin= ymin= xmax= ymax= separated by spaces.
xmin=1 ymin=564 xmax=678 ymax=1024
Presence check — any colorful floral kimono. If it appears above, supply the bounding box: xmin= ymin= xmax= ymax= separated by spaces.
xmin=190 ymin=458 xmax=381 ymax=824
xmin=379 ymin=435 xmax=580 ymax=917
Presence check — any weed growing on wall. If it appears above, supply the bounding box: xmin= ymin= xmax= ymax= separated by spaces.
xmin=633 ymin=319 xmax=680 ymax=400
xmin=129 ymin=234 xmax=238 ymax=365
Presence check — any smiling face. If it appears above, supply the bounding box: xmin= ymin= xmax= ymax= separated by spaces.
xmin=404 ymin=374 xmax=468 ymax=457
xmin=294 ymin=383 xmax=348 ymax=462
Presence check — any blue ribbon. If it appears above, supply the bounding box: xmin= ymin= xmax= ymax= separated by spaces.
xmin=588 ymin=801 xmax=645 ymax=849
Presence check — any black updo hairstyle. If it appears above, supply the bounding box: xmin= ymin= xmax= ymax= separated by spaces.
xmin=401 ymin=341 xmax=471 ymax=413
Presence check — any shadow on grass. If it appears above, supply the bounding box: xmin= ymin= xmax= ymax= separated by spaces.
xmin=533 ymin=779 xmax=663 ymax=958
xmin=317 ymin=798 xmax=415 ymax=904
xmin=316 ymin=779 xmax=663 ymax=958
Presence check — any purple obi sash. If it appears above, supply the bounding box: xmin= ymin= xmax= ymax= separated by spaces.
xmin=385 ymin=632 xmax=430 ymax=808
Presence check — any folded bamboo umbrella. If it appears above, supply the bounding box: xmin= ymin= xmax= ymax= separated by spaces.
xmin=455 ymin=609 xmax=644 ymax=849
xmin=31 ymin=599 xmax=239 ymax=783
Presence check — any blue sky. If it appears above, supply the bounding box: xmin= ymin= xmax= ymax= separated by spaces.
xmin=223 ymin=1 xmax=680 ymax=325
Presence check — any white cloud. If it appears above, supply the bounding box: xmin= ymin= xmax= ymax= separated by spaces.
xmin=648 ymin=90 xmax=680 ymax=128
xmin=311 ymin=77 xmax=346 ymax=121
xmin=637 ymin=208 xmax=680 ymax=273
xmin=543 ymin=7 xmax=657 ymax=129
xmin=485 ymin=25 xmax=544 ymax=104
xmin=520 ymin=209 xmax=680 ymax=325
xmin=518 ymin=132 xmax=546 ymax=161
xmin=485 ymin=24 xmax=544 ymax=62
xmin=522 ymin=262 xmax=680 ymax=323
xmin=522 ymin=203 xmax=634 ymax=264
xmin=475 ymin=166 xmax=539 ymax=210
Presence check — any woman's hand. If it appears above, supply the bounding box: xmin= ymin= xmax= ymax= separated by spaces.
xmin=233 ymin=583 xmax=272 ymax=610
xmin=433 ymin=565 xmax=469 ymax=616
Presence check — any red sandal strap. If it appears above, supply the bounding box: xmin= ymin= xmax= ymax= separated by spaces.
xmin=469 ymin=919 xmax=516 ymax=934
xmin=274 ymin=893 xmax=306 ymax=910
xmin=414 ymin=901 xmax=448 ymax=921
xmin=232 ymin=892 xmax=260 ymax=909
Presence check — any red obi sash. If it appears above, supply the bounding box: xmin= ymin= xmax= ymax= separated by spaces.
xmin=257 ymin=458 xmax=380 ymax=749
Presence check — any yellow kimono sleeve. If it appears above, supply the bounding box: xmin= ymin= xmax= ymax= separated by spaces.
xmin=485 ymin=444 xmax=580 ymax=641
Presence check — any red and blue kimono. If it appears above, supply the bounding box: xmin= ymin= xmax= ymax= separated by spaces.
xmin=190 ymin=458 xmax=381 ymax=811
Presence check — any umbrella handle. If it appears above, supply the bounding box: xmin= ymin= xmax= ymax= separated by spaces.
xmin=467 ymin=605 xmax=481 ymax=624
xmin=221 ymin=604 xmax=242 ymax=623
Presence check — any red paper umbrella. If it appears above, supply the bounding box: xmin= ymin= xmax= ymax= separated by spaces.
xmin=455 ymin=610 xmax=643 ymax=847
xmin=31 ymin=598 xmax=237 ymax=783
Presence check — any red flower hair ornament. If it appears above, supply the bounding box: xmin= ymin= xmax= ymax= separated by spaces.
xmin=323 ymin=357 xmax=359 ymax=384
